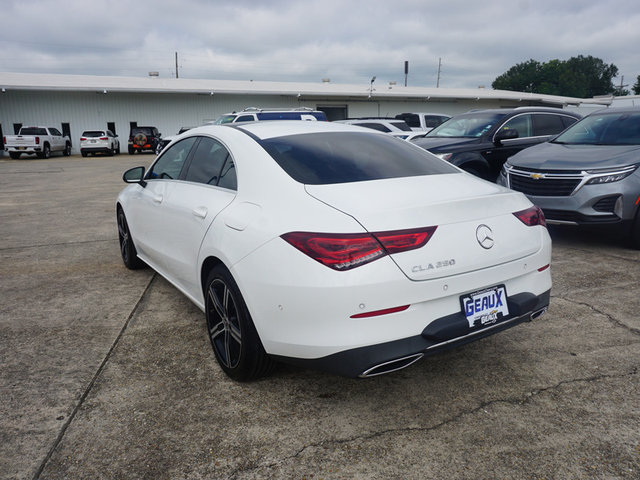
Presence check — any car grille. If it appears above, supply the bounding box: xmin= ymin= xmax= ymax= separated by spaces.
xmin=592 ymin=196 xmax=619 ymax=213
xmin=506 ymin=167 xmax=583 ymax=196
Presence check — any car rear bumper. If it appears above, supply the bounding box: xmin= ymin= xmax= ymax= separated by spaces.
xmin=272 ymin=289 xmax=550 ymax=378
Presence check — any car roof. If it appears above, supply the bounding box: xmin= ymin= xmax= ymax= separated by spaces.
xmin=187 ymin=120 xmax=381 ymax=141
xmin=588 ymin=106 xmax=640 ymax=115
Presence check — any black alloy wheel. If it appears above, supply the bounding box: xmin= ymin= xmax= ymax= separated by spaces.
xmin=205 ymin=266 xmax=274 ymax=381
xmin=117 ymin=209 xmax=145 ymax=269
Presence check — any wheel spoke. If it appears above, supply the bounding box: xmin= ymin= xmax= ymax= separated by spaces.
xmin=209 ymin=284 xmax=227 ymax=319
xmin=228 ymin=322 xmax=242 ymax=345
xmin=209 ymin=319 xmax=225 ymax=341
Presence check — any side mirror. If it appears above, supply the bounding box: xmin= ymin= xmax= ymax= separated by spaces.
xmin=495 ymin=128 xmax=519 ymax=144
xmin=123 ymin=166 xmax=147 ymax=187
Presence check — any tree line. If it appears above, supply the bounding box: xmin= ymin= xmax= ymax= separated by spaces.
xmin=491 ymin=55 xmax=640 ymax=97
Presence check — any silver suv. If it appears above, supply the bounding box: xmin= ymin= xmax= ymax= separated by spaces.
xmin=498 ymin=107 xmax=640 ymax=248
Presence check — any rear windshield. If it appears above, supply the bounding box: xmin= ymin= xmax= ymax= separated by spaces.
xmin=82 ymin=131 xmax=105 ymax=137
xmin=260 ymin=132 xmax=458 ymax=185
xmin=552 ymin=111 xmax=640 ymax=145
xmin=20 ymin=127 xmax=47 ymax=135
xmin=131 ymin=127 xmax=154 ymax=135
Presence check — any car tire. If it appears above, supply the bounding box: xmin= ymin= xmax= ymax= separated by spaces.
xmin=205 ymin=265 xmax=275 ymax=381
xmin=81 ymin=151 xmax=88 ymax=157
xmin=117 ymin=208 xmax=146 ymax=270
xmin=9 ymin=152 xmax=21 ymax=159
xmin=63 ymin=143 xmax=71 ymax=156
xmin=41 ymin=144 xmax=51 ymax=159
xmin=128 ymin=146 xmax=134 ymax=155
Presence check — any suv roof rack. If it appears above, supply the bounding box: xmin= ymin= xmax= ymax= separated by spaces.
xmin=240 ymin=107 xmax=316 ymax=113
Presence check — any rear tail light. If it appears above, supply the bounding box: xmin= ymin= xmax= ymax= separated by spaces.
xmin=80 ymin=137 xmax=87 ymax=141
xmin=35 ymin=137 xmax=40 ymax=144
xmin=513 ymin=206 xmax=546 ymax=227
xmin=100 ymin=137 xmax=108 ymax=140
xmin=281 ymin=226 xmax=437 ymax=271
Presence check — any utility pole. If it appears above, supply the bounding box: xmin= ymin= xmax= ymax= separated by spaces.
xmin=618 ymin=75 xmax=628 ymax=96
xmin=404 ymin=60 xmax=408 ymax=87
xmin=175 ymin=51 xmax=179 ymax=79
xmin=436 ymin=57 xmax=442 ymax=88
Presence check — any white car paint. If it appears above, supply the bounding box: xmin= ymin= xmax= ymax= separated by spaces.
xmin=117 ymin=121 xmax=552 ymax=379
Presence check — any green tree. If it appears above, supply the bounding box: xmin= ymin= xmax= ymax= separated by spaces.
xmin=633 ymin=75 xmax=640 ymax=95
xmin=492 ymin=55 xmax=619 ymax=98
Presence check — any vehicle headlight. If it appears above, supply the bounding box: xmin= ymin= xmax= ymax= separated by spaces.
xmin=434 ymin=153 xmax=453 ymax=161
xmin=586 ymin=166 xmax=637 ymax=185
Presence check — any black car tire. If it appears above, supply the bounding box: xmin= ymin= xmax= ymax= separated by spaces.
xmin=205 ymin=265 xmax=275 ymax=381
xmin=117 ymin=208 xmax=146 ymax=270
xmin=128 ymin=145 xmax=134 ymax=155
xmin=81 ymin=151 xmax=88 ymax=157
xmin=9 ymin=152 xmax=21 ymax=159
xmin=63 ymin=143 xmax=71 ymax=156
xmin=37 ymin=144 xmax=51 ymax=159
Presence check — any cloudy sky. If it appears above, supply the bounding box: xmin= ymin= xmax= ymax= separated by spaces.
xmin=1 ymin=0 xmax=639 ymax=89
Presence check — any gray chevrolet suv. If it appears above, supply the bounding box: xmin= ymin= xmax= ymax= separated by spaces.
xmin=498 ymin=107 xmax=640 ymax=248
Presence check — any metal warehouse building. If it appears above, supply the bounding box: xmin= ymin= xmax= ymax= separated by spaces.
xmin=0 ymin=72 xmax=611 ymax=155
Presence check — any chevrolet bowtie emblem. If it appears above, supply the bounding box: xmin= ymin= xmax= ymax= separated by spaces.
xmin=530 ymin=173 xmax=544 ymax=180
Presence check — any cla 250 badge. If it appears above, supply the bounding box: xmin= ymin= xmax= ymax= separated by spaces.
xmin=412 ymin=259 xmax=456 ymax=273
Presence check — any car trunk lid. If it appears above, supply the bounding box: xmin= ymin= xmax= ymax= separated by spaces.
xmin=305 ymin=173 xmax=543 ymax=281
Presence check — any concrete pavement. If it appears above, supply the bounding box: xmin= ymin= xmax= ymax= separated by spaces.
xmin=1 ymin=154 xmax=638 ymax=479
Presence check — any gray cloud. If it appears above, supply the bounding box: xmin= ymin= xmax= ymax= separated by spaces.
xmin=1 ymin=0 xmax=638 ymax=89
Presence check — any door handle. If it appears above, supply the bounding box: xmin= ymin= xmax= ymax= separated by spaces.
xmin=152 ymin=194 xmax=163 ymax=203
xmin=192 ymin=206 xmax=208 ymax=219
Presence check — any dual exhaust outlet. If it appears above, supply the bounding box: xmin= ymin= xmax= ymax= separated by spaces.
xmin=359 ymin=306 xmax=549 ymax=378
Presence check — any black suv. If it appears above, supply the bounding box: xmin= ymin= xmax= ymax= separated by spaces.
xmin=128 ymin=126 xmax=163 ymax=155
xmin=411 ymin=107 xmax=581 ymax=181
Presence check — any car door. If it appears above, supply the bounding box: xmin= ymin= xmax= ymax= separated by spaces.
xmin=49 ymin=127 xmax=64 ymax=151
xmin=484 ymin=114 xmax=536 ymax=173
xmin=154 ymin=136 xmax=238 ymax=296
xmin=126 ymin=137 xmax=198 ymax=271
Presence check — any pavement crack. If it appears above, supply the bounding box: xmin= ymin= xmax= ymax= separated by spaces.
xmin=556 ymin=296 xmax=640 ymax=336
xmin=0 ymin=238 xmax=114 ymax=252
xmin=31 ymin=273 xmax=157 ymax=480
xmin=226 ymin=368 xmax=637 ymax=479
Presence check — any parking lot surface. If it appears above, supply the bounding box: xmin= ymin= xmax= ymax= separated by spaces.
xmin=1 ymin=154 xmax=639 ymax=480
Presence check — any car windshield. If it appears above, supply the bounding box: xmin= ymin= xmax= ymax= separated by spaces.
xmin=214 ymin=115 xmax=237 ymax=125
xmin=260 ymin=131 xmax=458 ymax=185
xmin=552 ymin=111 xmax=640 ymax=145
xmin=82 ymin=131 xmax=105 ymax=137
xmin=426 ymin=112 xmax=505 ymax=138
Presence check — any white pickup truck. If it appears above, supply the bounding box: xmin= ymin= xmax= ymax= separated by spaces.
xmin=4 ymin=126 xmax=71 ymax=159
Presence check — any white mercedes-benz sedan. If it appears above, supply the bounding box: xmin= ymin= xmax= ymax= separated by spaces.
xmin=116 ymin=121 xmax=551 ymax=380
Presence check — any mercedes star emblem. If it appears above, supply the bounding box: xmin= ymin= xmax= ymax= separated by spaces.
xmin=476 ymin=224 xmax=494 ymax=249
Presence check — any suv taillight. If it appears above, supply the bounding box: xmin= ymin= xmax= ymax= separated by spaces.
xmin=80 ymin=137 xmax=87 ymax=141
xmin=35 ymin=137 xmax=40 ymax=144
xmin=513 ymin=206 xmax=546 ymax=227
xmin=281 ymin=226 xmax=437 ymax=271
xmin=100 ymin=137 xmax=108 ymax=140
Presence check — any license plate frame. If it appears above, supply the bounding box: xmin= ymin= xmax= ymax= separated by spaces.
xmin=460 ymin=285 xmax=509 ymax=329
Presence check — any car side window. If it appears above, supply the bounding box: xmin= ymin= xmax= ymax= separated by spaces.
xmin=184 ymin=137 xmax=230 ymax=185
xmin=217 ymin=157 xmax=237 ymax=190
xmin=147 ymin=137 xmax=197 ymax=180
xmin=501 ymin=115 xmax=532 ymax=138
xmin=236 ymin=115 xmax=254 ymax=122
xmin=532 ymin=114 xmax=566 ymax=136
xmin=50 ymin=128 xmax=62 ymax=136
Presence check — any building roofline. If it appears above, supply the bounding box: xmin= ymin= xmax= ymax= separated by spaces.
xmin=0 ymin=71 xmax=612 ymax=106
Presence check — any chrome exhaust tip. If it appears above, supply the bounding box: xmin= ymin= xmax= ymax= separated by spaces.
xmin=530 ymin=307 xmax=548 ymax=320
xmin=359 ymin=353 xmax=424 ymax=378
